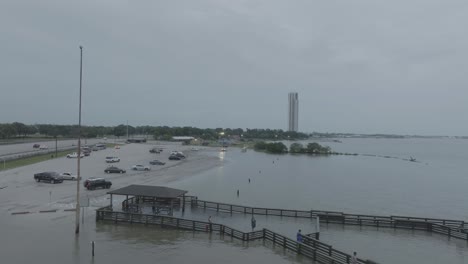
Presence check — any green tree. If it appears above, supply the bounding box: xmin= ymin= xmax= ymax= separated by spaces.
xmin=114 ymin=124 xmax=127 ymax=138
xmin=289 ymin=143 xmax=304 ymax=153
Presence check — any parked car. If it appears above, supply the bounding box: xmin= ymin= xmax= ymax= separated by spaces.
xmin=132 ymin=164 xmax=150 ymax=171
xmin=105 ymin=156 xmax=120 ymax=163
xmin=114 ymin=145 xmax=120 ymax=149
xmin=170 ymin=151 xmax=185 ymax=159
xmin=39 ymin=145 xmax=48 ymax=150
xmin=82 ymin=147 xmax=91 ymax=156
xmin=149 ymin=147 xmax=162 ymax=153
xmin=92 ymin=144 xmax=106 ymax=151
xmin=67 ymin=152 xmax=84 ymax=158
xmin=34 ymin=172 xmax=64 ymax=184
xmin=58 ymin=172 xmax=80 ymax=181
xmin=104 ymin=166 xmax=126 ymax=174
xmin=33 ymin=144 xmax=40 ymax=148
xmin=84 ymin=178 xmax=112 ymax=190
xmin=149 ymin=160 xmax=166 ymax=165
xmin=169 ymin=155 xmax=181 ymax=160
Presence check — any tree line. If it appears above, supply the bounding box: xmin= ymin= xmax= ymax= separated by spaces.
xmin=254 ymin=141 xmax=332 ymax=154
xmin=0 ymin=122 xmax=310 ymax=140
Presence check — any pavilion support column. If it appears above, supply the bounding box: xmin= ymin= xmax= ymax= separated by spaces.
xmin=110 ymin=194 xmax=113 ymax=209
xmin=126 ymin=195 xmax=129 ymax=210
xmin=182 ymin=195 xmax=185 ymax=212
xmin=170 ymin=199 xmax=174 ymax=216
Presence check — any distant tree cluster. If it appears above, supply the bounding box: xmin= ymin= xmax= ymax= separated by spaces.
xmin=0 ymin=122 xmax=38 ymax=139
xmin=254 ymin=141 xmax=331 ymax=154
xmin=289 ymin=142 xmax=331 ymax=154
xmin=254 ymin=141 xmax=288 ymax=153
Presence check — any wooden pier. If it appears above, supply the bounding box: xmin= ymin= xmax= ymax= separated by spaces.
xmin=95 ymin=186 xmax=468 ymax=264
xmin=96 ymin=207 xmax=372 ymax=264
xmin=188 ymin=197 xmax=468 ymax=241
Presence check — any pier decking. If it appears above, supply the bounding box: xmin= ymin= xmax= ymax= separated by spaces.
xmin=189 ymin=197 xmax=468 ymax=241
xmin=96 ymin=208 xmax=370 ymax=264
xmin=96 ymin=186 xmax=468 ymax=264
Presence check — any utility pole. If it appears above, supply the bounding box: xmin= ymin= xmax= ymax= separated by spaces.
xmin=75 ymin=45 xmax=83 ymax=234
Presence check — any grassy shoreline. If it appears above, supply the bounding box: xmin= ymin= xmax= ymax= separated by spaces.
xmin=0 ymin=143 xmax=120 ymax=171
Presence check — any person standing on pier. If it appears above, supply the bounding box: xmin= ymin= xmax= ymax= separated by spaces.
xmin=251 ymin=216 xmax=256 ymax=231
xmin=296 ymin=229 xmax=303 ymax=242
xmin=351 ymin=252 xmax=358 ymax=264
xmin=207 ymin=216 xmax=212 ymax=231
xmin=237 ymin=189 xmax=239 ymax=196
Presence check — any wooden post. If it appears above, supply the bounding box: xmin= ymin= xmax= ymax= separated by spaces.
xmin=170 ymin=199 xmax=174 ymax=216
xmin=182 ymin=195 xmax=185 ymax=212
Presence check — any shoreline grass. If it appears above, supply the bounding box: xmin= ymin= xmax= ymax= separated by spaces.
xmin=0 ymin=150 xmax=72 ymax=171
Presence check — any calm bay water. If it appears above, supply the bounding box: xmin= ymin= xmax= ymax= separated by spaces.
xmin=170 ymin=138 xmax=468 ymax=220
xmin=167 ymin=138 xmax=468 ymax=263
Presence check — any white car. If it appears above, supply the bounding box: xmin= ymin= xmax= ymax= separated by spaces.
xmin=39 ymin=145 xmax=48 ymax=150
xmin=132 ymin=165 xmax=150 ymax=171
xmin=67 ymin=152 xmax=84 ymax=158
xmin=105 ymin=157 xmax=120 ymax=163
xmin=59 ymin=172 xmax=80 ymax=181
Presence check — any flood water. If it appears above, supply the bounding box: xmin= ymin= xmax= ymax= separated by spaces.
xmin=1 ymin=138 xmax=468 ymax=263
xmin=168 ymin=138 xmax=468 ymax=263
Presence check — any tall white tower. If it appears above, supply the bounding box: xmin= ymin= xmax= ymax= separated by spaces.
xmin=288 ymin=92 xmax=299 ymax=132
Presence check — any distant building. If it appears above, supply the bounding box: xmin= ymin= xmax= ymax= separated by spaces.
xmin=288 ymin=92 xmax=299 ymax=132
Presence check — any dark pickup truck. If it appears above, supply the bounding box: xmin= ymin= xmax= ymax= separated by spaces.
xmin=84 ymin=178 xmax=112 ymax=190
xmin=34 ymin=172 xmax=64 ymax=184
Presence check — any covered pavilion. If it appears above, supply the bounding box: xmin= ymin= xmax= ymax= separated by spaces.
xmin=107 ymin=185 xmax=188 ymax=216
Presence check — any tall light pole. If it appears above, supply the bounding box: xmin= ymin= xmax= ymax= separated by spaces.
xmin=75 ymin=45 xmax=83 ymax=234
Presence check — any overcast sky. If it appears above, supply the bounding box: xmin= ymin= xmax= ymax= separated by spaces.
xmin=1 ymin=0 xmax=467 ymax=135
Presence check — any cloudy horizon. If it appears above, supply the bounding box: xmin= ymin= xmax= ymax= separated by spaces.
xmin=1 ymin=0 xmax=467 ymax=136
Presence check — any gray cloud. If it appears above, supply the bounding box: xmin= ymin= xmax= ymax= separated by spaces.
xmin=1 ymin=0 xmax=467 ymax=135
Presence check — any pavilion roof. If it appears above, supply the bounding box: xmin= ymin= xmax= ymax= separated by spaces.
xmin=108 ymin=185 xmax=187 ymax=198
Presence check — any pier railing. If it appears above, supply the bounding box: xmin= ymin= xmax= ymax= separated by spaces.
xmin=188 ymin=198 xmax=468 ymax=240
xmin=96 ymin=208 xmax=377 ymax=264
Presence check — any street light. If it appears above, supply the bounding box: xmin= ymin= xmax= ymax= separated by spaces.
xmin=75 ymin=45 xmax=83 ymax=234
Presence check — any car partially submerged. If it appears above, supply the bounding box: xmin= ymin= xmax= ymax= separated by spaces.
xmin=84 ymin=177 xmax=112 ymax=190
xmin=149 ymin=147 xmax=163 ymax=153
xmin=67 ymin=152 xmax=84 ymax=158
xmin=105 ymin=156 xmax=120 ymax=163
xmin=104 ymin=166 xmax=126 ymax=174
xmin=58 ymin=172 xmax=80 ymax=181
xmin=149 ymin=160 xmax=166 ymax=165
xmin=34 ymin=172 xmax=63 ymax=184
xmin=132 ymin=164 xmax=150 ymax=171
